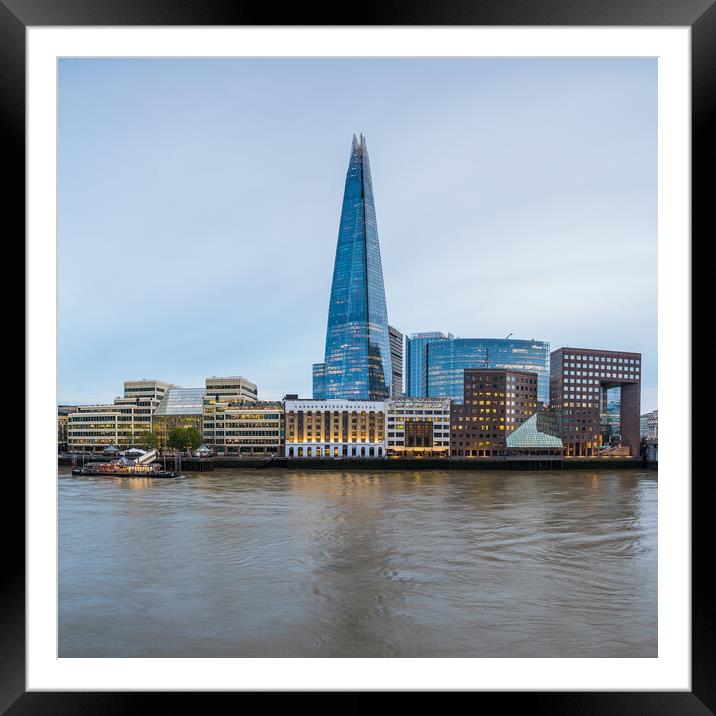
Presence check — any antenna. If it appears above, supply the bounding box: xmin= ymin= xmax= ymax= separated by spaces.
xmin=505 ymin=333 xmax=513 ymax=340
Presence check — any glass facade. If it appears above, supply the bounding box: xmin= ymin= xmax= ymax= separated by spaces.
xmin=426 ymin=338 xmax=550 ymax=403
xmin=322 ymin=135 xmax=392 ymax=400
xmin=312 ymin=363 xmax=326 ymax=400
xmin=506 ymin=412 xmax=563 ymax=450
xmin=600 ymin=386 xmax=622 ymax=444
xmin=388 ymin=325 xmax=404 ymax=397
xmin=404 ymin=332 xmax=452 ymax=397
xmin=153 ymin=387 xmax=206 ymax=416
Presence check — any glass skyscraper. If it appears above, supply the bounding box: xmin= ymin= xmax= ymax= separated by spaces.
xmin=404 ymin=332 xmax=453 ymax=397
xmin=418 ymin=337 xmax=550 ymax=404
xmin=316 ymin=134 xmax=392 ymax=400
xmin=312 ymin=362 xmax=326 ymax=400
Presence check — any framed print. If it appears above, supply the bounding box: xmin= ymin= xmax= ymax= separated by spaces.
xmin=7 ymin=0 xmax=707 ymax=709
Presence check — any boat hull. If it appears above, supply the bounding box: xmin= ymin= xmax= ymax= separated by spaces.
xmin=71 ymin=469 xmax=179 ymax=478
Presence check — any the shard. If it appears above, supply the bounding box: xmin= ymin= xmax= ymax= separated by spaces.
xmin=314 ymin=134 xmax=392 ymax=400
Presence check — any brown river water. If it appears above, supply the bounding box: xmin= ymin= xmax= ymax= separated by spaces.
xmin=59 ymin=467 xmax=657 ymax=657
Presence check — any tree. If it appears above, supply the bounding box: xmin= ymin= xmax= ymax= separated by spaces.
xmin=184 ymin=427 xmax=201 ymax=450
xmin=167 ymin=427 xmax=186 ymax=450
xmin=167 ymin=426 xmax=202 ymax=452
xmin=136 ymin=430 xmax=158 ymax=449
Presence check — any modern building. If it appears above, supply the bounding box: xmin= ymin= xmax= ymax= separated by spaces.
xmin=426 ymin=337 xmax=550 ymax=404
xmin=404 ymin=332 xmax=453 ymax=397
xmin=67 ymin=380 xmax=171 ymax=452
xmin=386 ymin=398 xmax=451 ymax=457
xmin=450 ymin=369 xmax=539 ymax=457
xmin=312 ymin=362 xmax=326 ymax=400
xmin=284 ymin=398 xmax=387 ymax=458
xmin=205 ymin=376 xmax=257 ymax=402
xmin=57 ymin=405 xmax=78 ymax=452
xmin=152 ymin=387 xmax=206 ymax=449
xmin=202 ymin=399 xmax=284 ymax=457
xmin=550 ymin=347 xmax=641 ymax=456
xmin=505 ymin=407 xmax=564 ymax=459
xmin=152 ymin=377 xmax=258 ymax=449
xmin=316 ymin=135 xmax=392 ymax=401
xmin=640 ymin=409 xmax=658 ymax=439
xmin=388 ymin=325 xmax=404 ymax=398
xmin=122 ymin=379 xmax=173 ymax=401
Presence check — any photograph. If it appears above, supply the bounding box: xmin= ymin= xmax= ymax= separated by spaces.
xmin=56 ymin=55 xmax=659 ymax=659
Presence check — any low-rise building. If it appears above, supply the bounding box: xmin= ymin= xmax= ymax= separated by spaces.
xmin=505 ymin=406 xmax=564 ymax=459
xmin=58 ymin=405 xmax=78 ymax=452
xmin=67 ymin=380 xmax=171 ymax=452
xmin=386 ymin=398 xmax=451 ymax=457
xmin=284 ymin=399 xmax=387 ymax=458
xmin=152 ymin=387 xmax=206 ymax=449
xmin=451 ymin=369 xmax=538 ymax=457
xmin=205 ymin=376 xmax=257 ymax=402
xmin=203 ymin=399 xmax=284 ymax=457
xmin=640 ymin=409 xmax=658 ymax=439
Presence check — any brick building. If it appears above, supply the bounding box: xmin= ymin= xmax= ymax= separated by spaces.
xmin=450 ymin=369 xmax=538 ymax=457
xmin=550 ymin=347 xmax=641 ymax=456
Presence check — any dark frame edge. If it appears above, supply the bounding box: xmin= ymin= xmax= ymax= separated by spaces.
xmin=7 ymin=0 xmax=710 ymax=711
xmin=1 ymin=0 xmax=26 ymax=714
xmin=691 ymin=2 xmax=716 ymax=714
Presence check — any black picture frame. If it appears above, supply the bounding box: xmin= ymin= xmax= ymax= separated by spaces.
xmin=6 ymin=0 xmax=707 ymax=709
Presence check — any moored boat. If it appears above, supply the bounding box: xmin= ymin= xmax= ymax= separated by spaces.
xmin=70 ymin=449 xmax=181 ymax=478
xmin=71 ymin=463 xmax=179 ymax=478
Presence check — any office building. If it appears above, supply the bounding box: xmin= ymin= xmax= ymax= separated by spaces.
xmin=312 ymin=362 xmax=326 ymax=400
xmin=67 ymin=380 xmax=171 ymax=452
xmin=202 ymin=399 xmax=284 ymax=457
xmin=404 ymin=332 xmax=453 ymax=397
xmin=284 ymin=398 xmax=387 ymax=458
xmin=57 ymin=405 xmax=78 ymax=452
xmin=451 ymin=369 xmax=538 ymax=457
xmin=122 ymin=379 xmax=173 ymax=401
xmin=205 ymin=376 xmax=257 ymax=402
xmin=153 ymin=376 xmax=258 ymax=449
xmin=386 ymin=398 xmax=451 ymax=457
xmin=640 ymin=409 xmax=658 ymax=439
xmin=317 ymin=135 xmax=392 ymax=400
xmin=152 ymin=387 xmax=206 ymax=448
xmin=388 ymin=325 xmax=404 ymax=398
xmin=426 ymin=337 xmax=550 ymax=404
xmin=550 ymin=347 xmax=641 ymax=456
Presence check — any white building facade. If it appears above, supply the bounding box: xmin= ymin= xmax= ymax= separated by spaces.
xmin=205 ymin=376 xmax=258 ymax=402
xmin=284 ymin=399 xmax=387 ymax=458
xmin=203 ymin=400 xmax=284 ymax=456
xmin=387 ymin=398 xmax=451 ymax=457
xmin=67 ymin=380 xmax=172 ymax=452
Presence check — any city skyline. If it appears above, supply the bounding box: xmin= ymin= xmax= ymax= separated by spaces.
xmin=59 ymin=57 xmax=657 ymax=411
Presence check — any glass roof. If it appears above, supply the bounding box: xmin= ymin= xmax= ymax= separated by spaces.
xmin=154 ymin=387 xmax=205 ymax=416
xmin=507 ymin=413 xmax=563 ymax=449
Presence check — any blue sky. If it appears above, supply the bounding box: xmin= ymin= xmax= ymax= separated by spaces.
xmin=58 ymin=58 xmax=657 ymax=411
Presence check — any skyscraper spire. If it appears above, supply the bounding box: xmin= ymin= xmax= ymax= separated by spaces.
xmin=316 ymin=135 xmax=392 ymax=400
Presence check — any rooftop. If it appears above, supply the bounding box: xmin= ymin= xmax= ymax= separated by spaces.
xmin=154 ymin=387 xmax=205 ymax=416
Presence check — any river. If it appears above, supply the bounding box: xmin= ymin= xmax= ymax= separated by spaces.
xmin=58 ymin=467 xmax=657 ymax=657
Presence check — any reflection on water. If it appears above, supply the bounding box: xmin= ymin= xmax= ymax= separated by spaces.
xmin=58 ymin=468 xmax=657 ymax=657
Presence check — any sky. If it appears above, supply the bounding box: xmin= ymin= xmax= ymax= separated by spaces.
xmin=58 ymin=58 xmax=657 ymax=411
